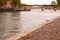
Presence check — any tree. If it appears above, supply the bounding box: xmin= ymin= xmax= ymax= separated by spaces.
xmin=0 ymin=0 xmax=2 ymax=6
xmin=0 ymin=0 xmax=21 ymax=7
xmin=0 ymin=0 xmax=8 ymax=6
xmin=57 ymin=0 xmax=60 ymax=7
xmin=11 ymin=0 xmax=21 ymax=7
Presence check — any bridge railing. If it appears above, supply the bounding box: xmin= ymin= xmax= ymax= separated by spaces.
xmin=19 ymin=5 xmax=58 ymax=11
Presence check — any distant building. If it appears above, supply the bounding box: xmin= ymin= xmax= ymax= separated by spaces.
xmin=51 ymin=1 xmax=56 ymax=5
xmin=51 ymin=1 xmax=57 ymax=11
xmin=5 ymin=0 xmax=12 ymax=8
xmin=0 ymin=0 xmax=12 ymax=8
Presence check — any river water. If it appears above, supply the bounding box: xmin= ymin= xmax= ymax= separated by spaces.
xmin=0 ymin=9 xmax=60 ymax=40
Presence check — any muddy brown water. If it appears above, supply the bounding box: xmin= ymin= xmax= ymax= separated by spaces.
xmin=0 ymin=9 xmax=60 ymax=40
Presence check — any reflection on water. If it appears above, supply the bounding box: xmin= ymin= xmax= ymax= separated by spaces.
xmin=0 ymin=12 xmax=21 ymax=40
xmin=0 ymin=10 xmax=60 ymax=40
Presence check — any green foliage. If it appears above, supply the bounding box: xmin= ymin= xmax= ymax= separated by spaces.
xmin=57 ymin=0 xmax=60 ymax=7
xmin=11 ymin=0 xmax=21 ymax=7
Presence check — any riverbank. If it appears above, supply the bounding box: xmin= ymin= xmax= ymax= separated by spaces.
xmin=7 ymin=16 xmax=60 ymax=40
xmin=0 ymin=8 xmax=31 ymax=12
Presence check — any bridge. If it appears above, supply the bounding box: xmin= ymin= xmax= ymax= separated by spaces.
xmin=20 ymin=5 xmax=57 ymax=6
xmin=20 ymin=5 xmax=57 ymax=9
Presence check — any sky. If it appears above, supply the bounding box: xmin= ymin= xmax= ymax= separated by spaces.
xmin=21 ymin=0 xmax=56 ymax=5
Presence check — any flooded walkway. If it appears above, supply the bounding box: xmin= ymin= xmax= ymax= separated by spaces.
xmin=0 ymin=10 xmax=60 ymax=40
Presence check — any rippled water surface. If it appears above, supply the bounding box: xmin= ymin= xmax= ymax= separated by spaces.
xmin=0 ymin=10 xmax=60 ymax=40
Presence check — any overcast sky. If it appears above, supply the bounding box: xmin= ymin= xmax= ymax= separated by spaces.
xmin=21 ymin=0 xmax=56 ymax=5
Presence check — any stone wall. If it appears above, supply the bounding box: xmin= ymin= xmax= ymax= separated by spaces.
xmin=18 ymin=16 xmax=60 ymax=40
